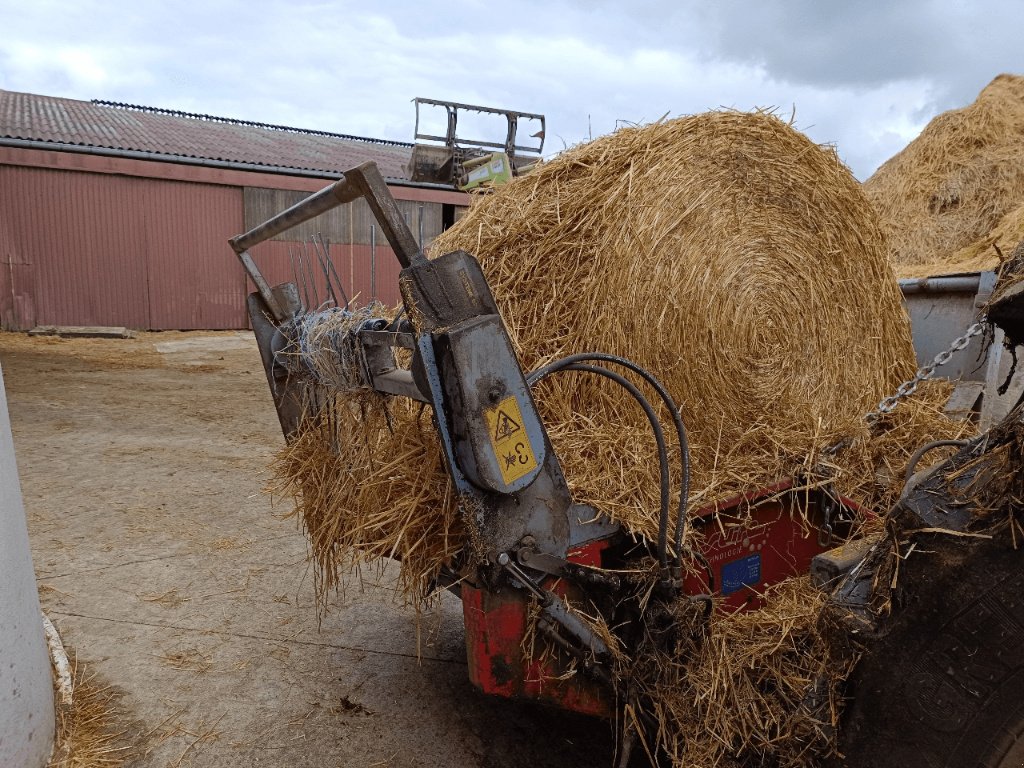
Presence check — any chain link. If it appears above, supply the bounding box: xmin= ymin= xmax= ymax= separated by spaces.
xmin=865 ymin=320 xmax=987 ymax=422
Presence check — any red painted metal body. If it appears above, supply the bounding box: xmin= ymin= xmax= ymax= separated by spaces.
xmin=682 ymin=481 xmax=861 ymax=611
xmin=462 ymin=539 xmax=612 ymax=717
xmin=463 ymin=483 xmax=864 ymax=712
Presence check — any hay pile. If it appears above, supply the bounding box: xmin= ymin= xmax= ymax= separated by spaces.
xmin=636 ymin=577 xmax=854 ymax=767
xmin=429 ymin=109 xmax=921 ymax=524
xmin=864 ymin=74 xmax=1024 ymax=278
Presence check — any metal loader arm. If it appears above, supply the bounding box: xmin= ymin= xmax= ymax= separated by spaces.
xmin=228 ymin=163 xmax=427 ymax=436
xmin=229 ymin=162 xmax=423 ymax=321
xmin=227 ymin=160 xmax=602 ymax=561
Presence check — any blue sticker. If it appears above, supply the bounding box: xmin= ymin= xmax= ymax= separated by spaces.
xmin=720 ymin=553 xmax=762 ymax=595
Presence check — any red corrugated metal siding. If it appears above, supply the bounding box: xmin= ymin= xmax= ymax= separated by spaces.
xmin=143 ymin=180 xmax=244 ymax=328
xmin=0 ymin=213 xmax=22 ymax=328
xmin=0 ymin=150 xmax=460 ymax=329
xmin=0 ymin=165 xmax=150 ymax=328
xmin=351 ymin=243 xmax=402 ymax=306
xmin=0 ymin=144 xmax=470 ymax=203
xmin=0 ymin=165 xmax=245 ymax=330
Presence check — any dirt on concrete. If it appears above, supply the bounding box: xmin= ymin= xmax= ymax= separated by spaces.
xmin=0 ymin=330 xmax=616 ymax=768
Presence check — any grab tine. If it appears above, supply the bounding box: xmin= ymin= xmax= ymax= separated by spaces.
xmin=288 ymin=246 xmax=309 ymax=313
xmin=312 ymin=234 xmax=338 ymax=308
xmin=302 ymin=240 xmax=321 ymax=308
xmin=320 ymin=234 xmax=350 ymax=309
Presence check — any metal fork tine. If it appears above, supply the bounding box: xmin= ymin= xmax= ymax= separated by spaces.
xmin=312 ymin=233 xmax=338 ymax=308
xmin=302 ymin=239 xmax=321 ymax=308
xmin=319 ymin=233 xmax=350 ymax=309
xmin=288 ymin=246 xmax=308 ymax=313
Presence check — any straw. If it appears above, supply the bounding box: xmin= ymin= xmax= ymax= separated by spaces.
xmin=866 ymin=74 xmax=1024 ymax=278
xmin=272 ymin=109 xmax=965 ymax=606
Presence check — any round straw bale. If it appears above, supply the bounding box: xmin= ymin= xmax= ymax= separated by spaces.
xmin=430 ymin=110 xmax=915 ymax=530
xmin=865 ymin=74 xmax=1024 ymax=277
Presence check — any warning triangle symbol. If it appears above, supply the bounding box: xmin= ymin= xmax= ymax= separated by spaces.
xmin=493 ymin=409 xmax=521 ymax=442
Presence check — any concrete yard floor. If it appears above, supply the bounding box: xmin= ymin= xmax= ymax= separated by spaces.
xmin=0 ymin=331 xmax=617 ymax=768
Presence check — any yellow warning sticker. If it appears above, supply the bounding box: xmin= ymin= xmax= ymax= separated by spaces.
xmin=484 ymin=395 xmax=539 ymax=486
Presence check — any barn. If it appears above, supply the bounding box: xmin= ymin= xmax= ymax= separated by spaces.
xmin=0 ymin=88 xmax=468 ymax=331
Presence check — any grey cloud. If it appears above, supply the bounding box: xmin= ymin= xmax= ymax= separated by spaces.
xmin=1 ymin=0 xmax=1021 ymax=180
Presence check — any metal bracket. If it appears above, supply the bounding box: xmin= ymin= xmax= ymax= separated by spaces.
xmin=497 ymin=552 xmax=610 ymax=657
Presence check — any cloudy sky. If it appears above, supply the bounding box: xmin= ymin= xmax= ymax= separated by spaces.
xmin=1 ymin=0 xmax=1021 ymax=179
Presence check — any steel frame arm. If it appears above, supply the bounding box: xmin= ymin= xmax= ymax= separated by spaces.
xmin=229 ymin=162 xmax=423 ymax=320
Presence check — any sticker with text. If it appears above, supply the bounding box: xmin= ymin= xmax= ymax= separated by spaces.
xmin=484 ymin=395 xmax=538 ymax=485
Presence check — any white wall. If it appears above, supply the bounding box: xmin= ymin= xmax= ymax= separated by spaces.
xmin=0 ymin=362 xmax=55 ymax=766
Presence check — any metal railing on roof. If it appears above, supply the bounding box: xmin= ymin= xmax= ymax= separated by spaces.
xmin=90 ymin=100 xmax=413 ymax=148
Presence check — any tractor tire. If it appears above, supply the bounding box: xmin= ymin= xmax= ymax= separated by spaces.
xmin=832 ymin=531 xmax=1024 ymax=767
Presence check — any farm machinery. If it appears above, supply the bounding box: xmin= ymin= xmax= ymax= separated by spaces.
xmin=230 ymin=162 xmax=1024 ymax=766
xmin=407 ymin=98 xmax=544 ymax=190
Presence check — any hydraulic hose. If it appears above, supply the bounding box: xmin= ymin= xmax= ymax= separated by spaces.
xmin=528 ymin=352 xmax=690 ymax=567
xmin=544 ymin=364 xmax=671 ymax=569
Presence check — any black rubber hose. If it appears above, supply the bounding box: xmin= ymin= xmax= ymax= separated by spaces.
xmin=903 ymin=439 xmax=970 ymax=485
xmin=534 ymin=363 xmax=673 ymax=569
xmin=528 ymin=352 xmax=690 ymax=564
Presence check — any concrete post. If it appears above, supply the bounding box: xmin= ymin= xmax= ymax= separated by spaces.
xmin=0 ymin=361 xmax=55 ymax=766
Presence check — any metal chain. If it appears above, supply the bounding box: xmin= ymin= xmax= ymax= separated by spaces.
xmin=865 ymin=320 xmax=987 ymax=421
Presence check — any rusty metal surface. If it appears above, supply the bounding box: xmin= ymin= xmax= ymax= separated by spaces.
xmin=0 ymin=165 xmax=244 ymax=330
xmin=0 ymin=88 xmax=413 ymax=180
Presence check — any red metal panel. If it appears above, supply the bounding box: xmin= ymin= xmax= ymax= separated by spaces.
xmin=681 ymin=484 xmax=862 ymax=612
xmin=0 ymin=165 xmax=248 ymax=330
xmin=0 ymin=213 xmax=21 ymax=328
xmin=0 ymin=145 xmax=470 ymax=206
xmin=0 ymin=154 xmax=454 ymax=330
xmin=350 ymin=243 xmax=402 ymax=307
xmin=141 ymin=179 xmax=245 ymax=329
xmin=0 ymin=165 xmax=150 ymax=329
xmin=462 ymin=538 xmax=613 ymax=717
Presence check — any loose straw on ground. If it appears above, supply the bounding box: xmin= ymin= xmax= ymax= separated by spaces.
xmin=48 ymin=657 xmax=132 ymax=768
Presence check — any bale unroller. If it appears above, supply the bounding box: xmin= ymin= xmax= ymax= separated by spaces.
xmin=275 ymin=109 xmax=945 ymax=604
xmin=429 ymin=109 xmax=919 ymax=536
xmin=272 ymin=109 xmax=969 ymax=766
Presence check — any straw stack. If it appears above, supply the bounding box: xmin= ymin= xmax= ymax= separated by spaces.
xmin=865 ymin=74 xmax=1024 ymax=278
xmin=430 ymin=109 xmax=920 ymax=524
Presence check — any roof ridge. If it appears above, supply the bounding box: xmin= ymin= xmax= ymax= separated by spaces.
xmin=90 ymin=99 xmax=413 ymax=148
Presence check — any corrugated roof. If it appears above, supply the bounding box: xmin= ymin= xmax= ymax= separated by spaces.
xmin=0 ymin=89 xmax=414 ymax=179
